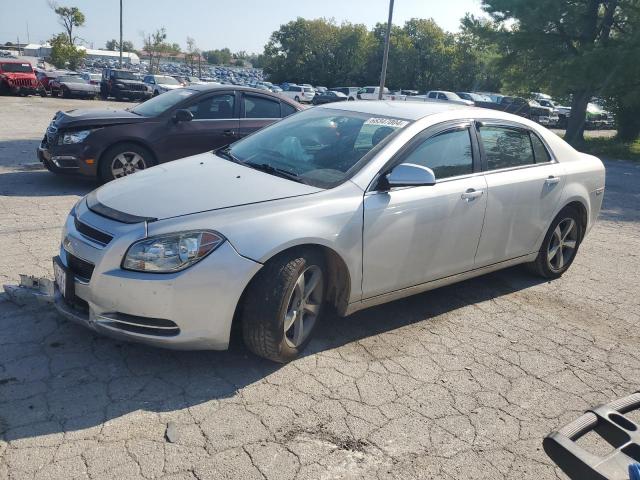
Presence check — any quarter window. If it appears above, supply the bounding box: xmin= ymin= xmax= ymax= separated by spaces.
xmin=531 ymin=133 xmax=551 ymax=163
xmin=186 ymin=94 xmax=235 ymax=120
xmin=401 ymin=128 xmax=474 ymax=180
xmin=244 ymin=95 xmax=280 ymax=118
xmin=479 ymin=126 xmax=535 ymax=170
xmin=281 ymin=103 xmax=297 ymax=117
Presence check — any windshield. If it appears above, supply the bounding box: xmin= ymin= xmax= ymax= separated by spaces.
xmin=226 ymin=108 xmax=409 ymax=188
xmin=113 ymin=70 xmax=136 ymax=80
xmin=131 ymin=88 xmax=196 ymax=116
xmin=1 ymin=63 xmax=33 ymax=73
xmin=59 ymin=75 xmax=84 ymax=83
xmin=156 ymin=76 xmax=180 ymax=85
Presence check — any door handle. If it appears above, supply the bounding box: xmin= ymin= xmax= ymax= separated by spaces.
xmin=223 ymin=129 xmax=235 ymax=137
xmin=545 ymin=175 xmax=561 ymax=185
xmin=461 ymin=189 xmax=484 ymax=201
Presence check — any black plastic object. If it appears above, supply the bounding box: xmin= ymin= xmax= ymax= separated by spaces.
xmin=544 ymin=392 xmax=640 ymax=480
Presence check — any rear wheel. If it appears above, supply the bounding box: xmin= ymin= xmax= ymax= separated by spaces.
xmin=294 ymin=95 xmax=300 ymax=102
xmin=526 ymin=206 xmax=582 ymax=279
xmin=241 ymin=250 xmax=326 ymax=363
xmin=98 ymin=143 xmax=154 ymax=183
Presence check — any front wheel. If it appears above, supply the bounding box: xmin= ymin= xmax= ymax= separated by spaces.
xmin=294 ymin=95 xmax=300 ymax=102
xmin=526 ymin=206 xmax=582 ymax=279
xmin=98 ymin=142 xmax=154 ymax=183
xmin=241 ymin=250 xmax=326 ymax=363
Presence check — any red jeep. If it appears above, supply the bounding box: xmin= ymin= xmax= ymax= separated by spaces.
xmin=0 ymin=60 xmax=41 ymax=96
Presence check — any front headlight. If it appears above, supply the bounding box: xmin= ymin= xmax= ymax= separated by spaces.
xmin=60 ymin=129 xmax=94 ymax=144
xmin=122 ymin=230 xmax=225 ymax=273
xmin=115 ymin=82 xmax=125 ymax=88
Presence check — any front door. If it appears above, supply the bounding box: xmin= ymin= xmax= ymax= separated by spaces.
xmin=162 ymin=92 xmax=240 ymax=161
xmin=362 ymin=124 xmax=488 ymax=298
xmin=474 ymin=123 xmax=566 ymax=266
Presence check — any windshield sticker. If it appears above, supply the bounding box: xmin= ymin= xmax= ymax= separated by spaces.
xmin=364 ymin=117 xmax=409 ymax=128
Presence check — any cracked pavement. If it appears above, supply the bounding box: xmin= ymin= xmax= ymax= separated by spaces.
xmin=1 ymin=96 xmax=639 ymax=479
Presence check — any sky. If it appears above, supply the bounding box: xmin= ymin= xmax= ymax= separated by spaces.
xmin=1 ymin=0 xmax=486 ymax=53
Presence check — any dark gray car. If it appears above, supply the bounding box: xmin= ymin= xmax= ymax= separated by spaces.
xmin=37 ymin=85 xmax=303 ymax=182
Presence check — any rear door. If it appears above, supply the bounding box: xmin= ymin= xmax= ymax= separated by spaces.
xmin=474 ymin=122 xmax=565 ymax=266
xmin=160 ymin=91 xmax=240 ymax=161
xmin=238 ymin=93 xmax=286 ymax=137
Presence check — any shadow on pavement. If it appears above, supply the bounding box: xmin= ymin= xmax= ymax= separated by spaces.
xmin=0 ymin=265 xmax=545 ymax=443
xmin=0 ymin=169 xmax=97 ymax=197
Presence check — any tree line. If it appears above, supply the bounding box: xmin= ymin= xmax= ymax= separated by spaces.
xmin=42 ymin=0 xmax=640 ymax=143
xmin=260 ymin=1 xmax=639 ymax=143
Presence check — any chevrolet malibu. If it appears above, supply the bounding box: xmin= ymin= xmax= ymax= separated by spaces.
xmin=52 ymin=102 xmax=605 ymax=362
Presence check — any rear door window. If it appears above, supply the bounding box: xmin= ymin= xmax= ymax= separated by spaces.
xmin=479 ymin=126 xmax=535 ymax=170
xmin=244 ymin=95 xmax=281 ymax=119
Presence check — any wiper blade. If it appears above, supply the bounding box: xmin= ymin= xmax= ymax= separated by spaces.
xmin=245 ymin=162 xmax=305 ymax=183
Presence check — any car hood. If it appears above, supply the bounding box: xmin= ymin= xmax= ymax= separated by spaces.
xmin=158 ymin=84 xmax=181 ymax=90
xmin=91 ymin=153 xmax=323 ymax=220
xmin=54 ymin=108 xmax=146 ymax=128
xmin=1 ymin=72 xmax=35 ymax=80
xmin=61 ymin=82 xmax=99 ymax=92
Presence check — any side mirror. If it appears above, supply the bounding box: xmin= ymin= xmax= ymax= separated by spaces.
xmin=381 ymin=163 xmax=436 ymax=189
xmin=173 ymin=109 xmax=194 ymax=123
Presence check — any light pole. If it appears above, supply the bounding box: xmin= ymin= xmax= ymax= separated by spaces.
xmin=119 ymin=0 xmax=123 ymax=67
xmin=378 ymin=0 xmax=395 ymax=100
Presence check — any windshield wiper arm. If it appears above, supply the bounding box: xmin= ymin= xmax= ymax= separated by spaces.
xmin=245 ymin=162 xmax=305 ymax=183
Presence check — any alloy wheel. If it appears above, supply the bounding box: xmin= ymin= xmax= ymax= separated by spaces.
xmin=283 ymin=265 xmax=323 ymax=348
xmin=547 ymin=218 xmax=578 ymax=272
xmin=110 ymin=152 xmax=147 ymax=178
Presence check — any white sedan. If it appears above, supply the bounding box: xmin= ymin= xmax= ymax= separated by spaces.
xmin=39 ymin=101 xmax=605 ymax=362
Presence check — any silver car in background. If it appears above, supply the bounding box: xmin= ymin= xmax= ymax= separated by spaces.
xmin=52 ymin=102 xmax=605 ymax=362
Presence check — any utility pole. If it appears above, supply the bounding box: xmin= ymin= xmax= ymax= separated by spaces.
xmin=26 ymin=22 xmax=30 ymax=43
xmin=378 ymin=0 xmax=394 ymax=100
xmin=119 ymin=0 xmax=123 ymax=67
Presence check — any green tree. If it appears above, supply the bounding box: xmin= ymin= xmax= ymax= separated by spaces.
xmin=49 ymin=2 xmax=85 ymax=45
xmin=471 ymin=0 xmax=639 ymax=145
xmin=141 ymin=28 xmax=167 ymax=73
xmin=49 ymin=32 xmax=85 ymax=70
xmin=105 ymin=39 xmax=135 ymax=52
xmin=202 ymin=48 xmax=232 ymax=65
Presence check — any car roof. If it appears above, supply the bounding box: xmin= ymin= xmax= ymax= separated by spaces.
xmin=185 ymin=84 xmax=300 ymax=104
xmin=320 ymin=100 xmax=468 ymax=120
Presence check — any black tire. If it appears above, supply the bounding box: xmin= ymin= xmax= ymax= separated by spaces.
xmin=526 ymin=206 xmax=582 ymax=279
xmin=241 ymin=250 xmax=326 ymax=363
xmin=0 ymin=81 xmax=7 ymax=96
xmin=98 ymin=142 xmax=155 ymax=183
xmin=294 ymin=95 xmax=300 ymax=102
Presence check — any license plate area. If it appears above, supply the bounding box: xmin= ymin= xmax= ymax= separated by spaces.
xmin=53 ymin=256 xmax=75 ymax=302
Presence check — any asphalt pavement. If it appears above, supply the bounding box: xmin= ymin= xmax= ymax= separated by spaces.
xmin=0 ymin=96 xmax=639 ymax=480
